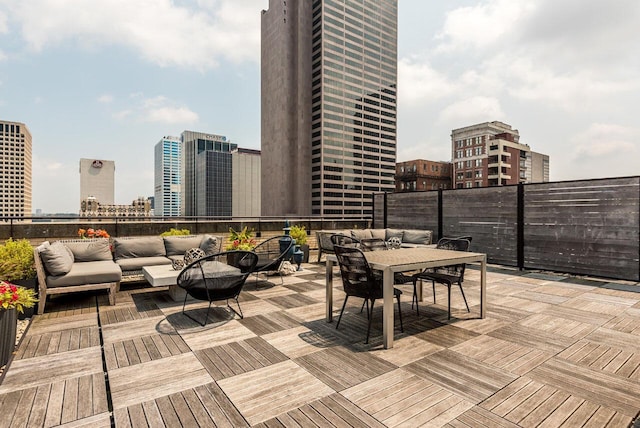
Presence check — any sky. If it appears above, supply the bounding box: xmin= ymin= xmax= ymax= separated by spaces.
xmin=0 ymin=0 xmax=639 ymax=214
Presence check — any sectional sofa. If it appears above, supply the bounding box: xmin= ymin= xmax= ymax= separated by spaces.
xmin=315 ymin=228 xmax=433 ymax=262
xmin=33 ymin=234 xmax=223 ymax=314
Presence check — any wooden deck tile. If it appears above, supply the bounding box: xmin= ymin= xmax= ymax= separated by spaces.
xmin=104 ymin=332 xmax=190 ymax=370
xmin=529 ymin=357 xmax=640 ymax=417
xmin=217 ymin=360 xmax=335 ymax=426
xmin=195 ymin=336 xmax=288 ymax=380
xmin=178 ymin=319 xmax=257 ymax=350
xmin=239 ymin=311 xmax=301 ymax=335
xmin=266 ymin=293 xmax=320 ymax=310
xmin=109 ymin=352 xmax=213 ymax=409
xmin=101 ymin=315 xmax=175 ymax=344
xmin=405 ymin=349 xmax=517 ymax=404
xmin=295 ymin=346 xmax=397 ymax=391
xmin=488 ymin=323 xmax=577 ymax=353
xmin=0 ymin=347 xmax=103 ymax=393
xmin=14 ymin=325 xmax=100 ymax=360
xmin=0 ymin=373 xmax=108 ymax=427
xmin=410 ymin=321 xmax=480 ymax=348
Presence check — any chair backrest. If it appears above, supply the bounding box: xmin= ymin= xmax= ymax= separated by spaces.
xmin=334 ymin=245 xmax=379 ymax=296
xmin=434 ymin=238 xmax=471 ymax=279
xmin=360 ymin=238 xmax=388 ymax=252
xmin=177 ymin=250 xmax=258 ymax=299
xmin=330 ymin=234 xmax=360 ymax=248
xmin=252 ymin=235 xmax=294 ymax=271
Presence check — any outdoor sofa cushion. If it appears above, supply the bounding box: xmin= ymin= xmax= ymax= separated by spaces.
xmin=113 ymin=236 xmax=166 ymax=259
xmin=39 ymin=241 xmax=75 ymax=276
xmin=402 ymin=229 xmax=432 ymax=245
xmin=64 ymin=239 xmax=113 ymax=262
xmin=163 ymin=234 xmax=221 ymax=257
xmin=45 ymin=260 xmax=122 ymax=288
xmin=116 ymin=256 xmax=171 ymax=272
xmin=385 ymin=229 xmax=405 ymax=242
xmin=351 ymin=229 xmax=374 ymax=241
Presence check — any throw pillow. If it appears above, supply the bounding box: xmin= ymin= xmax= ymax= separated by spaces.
xmin=184 ymin=247 xmax=206 ymax=266
xmin=64 ymin=239 xmax=113 ymax=262
xmin=39 ymin=242 xmax=75 ymax=276
xmin=199 ymin=235 xmax=220 ymax=255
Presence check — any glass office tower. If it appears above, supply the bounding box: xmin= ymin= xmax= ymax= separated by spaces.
xmin=154 ymin=136 xmax=182 ymax=216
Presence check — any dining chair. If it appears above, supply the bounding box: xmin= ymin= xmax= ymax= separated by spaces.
xmin=330 ymin=233 xmax=360 ymax=248
xmin=412 ymin=237 xmax=471 ymax=319
xmin=333 ymin=245 xmax=403 ymax=344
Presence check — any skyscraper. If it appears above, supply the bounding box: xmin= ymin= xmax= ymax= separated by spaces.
xmin=154 ymin=136 xmax=182 ymax=217
xmin=232 ymin=148 xmax=261 ymax=217
xmin=79 ymin=158 xmax=115 ymax=206
xmin=261 ymin=0 xmax=398 ymax=217
xmin=181 ymin=131 xmax=237 ymax=216
xmin=0 ymin=120 xmax=32 ymax=219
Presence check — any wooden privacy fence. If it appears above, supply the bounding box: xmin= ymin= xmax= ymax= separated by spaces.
xmin=373 ymin=176 xmax=640 ymax=281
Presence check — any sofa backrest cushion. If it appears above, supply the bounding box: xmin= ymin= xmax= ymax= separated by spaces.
xmin=39 ymin=241 xmax=75 ymax=276
xmin=199 ymin=235 xmax=221 ymax=255
xmin=163 ymin=235 xmax=203 ymax=256
xmin=351 ymin=229 xmax=373 ymax=241
xmin=402 ymin=229 xmax=432 ymax=245
xmin=385 ymin=228 xmax=405 ymax=242
xmin=113 ymin=236 xmax=166 ymax=259
xmin=370 ymin=229 xmax=386 ymax=240
xmin=64 ymin=239 xmax=113 ymax=262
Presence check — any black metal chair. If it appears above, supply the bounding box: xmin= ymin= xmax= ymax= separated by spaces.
xmin=330 ymin=233 xmax=360 ymax=248
xmin=334 ymin=245 xmax=403 ymax=344
xmin=412 ymin=237 xmax=471 ymax=319
xmin=252 ymin=235 xmax=294 ymax=285
xmin=177 ymin=250 xmax=258 ymax=326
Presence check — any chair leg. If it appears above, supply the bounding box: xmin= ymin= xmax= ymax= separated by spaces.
xmin=433 ymin=281 xmax=436 ymax=303
xmin=365 ymin=299 xmax=374 ymax=344
xmin=411 ymin=279 xmax=420 ymax=315
xmin=458 ymin=282 xmax=470 ymax=312
xmin=336 ymin=296 xmax=349 ymax=329
xmin=447 ymin=284 xmax=452 ymax=320
xmin=182 ymin=297 xmax=211 ymax=327
xmin=227 ymin=298 xmax=244 ymax=319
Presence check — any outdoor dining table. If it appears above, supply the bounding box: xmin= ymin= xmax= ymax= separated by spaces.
xmin=325 ymin=247 xmax=487 ymax=349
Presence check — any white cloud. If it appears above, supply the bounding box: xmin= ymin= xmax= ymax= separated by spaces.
xmin=0 ymin=10 xmax=7 ymax=33
xmin=113 ymin=95 xmax=198 ymax=124
xmin=435 ymin=0 xmax=535 ymax=53
xmin=97 ymin=94 xmax=113 ymax=104
xmin=398 ymin=57 xmax=458 ymax=105
xmin=571 ymin=123 xmax=639 ymax=158
xmin=1 ymin=0 xmax=269 ymax=70
xmin=438 ymin=96 xmax=504 ymax=125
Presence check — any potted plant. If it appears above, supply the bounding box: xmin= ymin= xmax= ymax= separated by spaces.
xmin=0 ymin=280 xmax=37 ymax=366
xmin=161 ymin=228 xmax=191 ymax=236
xmin=225 ymin=227 xmax=257 ymax=251
xmin=289 ymin=225 xmax=310 ymax=263
xmin=0 ymin=239 xmax=38 ymax=319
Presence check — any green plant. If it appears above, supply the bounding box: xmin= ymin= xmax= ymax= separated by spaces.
xmin=0 ymin=239 xmax=36 ymax=281
xmin=161 ymin=228 xmax=191 ymax=236
xmin=0 ymin=281 xmax=37 ymax=313
xmin=225 ymin=227 xmax=257 ymax=251
xmin=289 ymin=225 xmax=308 ymax=246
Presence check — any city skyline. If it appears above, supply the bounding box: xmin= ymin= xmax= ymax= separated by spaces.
xmin=1 ymin=0 xmax=638 ymax=213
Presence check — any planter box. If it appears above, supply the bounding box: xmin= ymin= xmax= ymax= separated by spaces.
xmin=0 ymin=308 xmax=17 ymax=367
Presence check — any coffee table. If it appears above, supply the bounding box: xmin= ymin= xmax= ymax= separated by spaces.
xmin=142 ymin=264 xmax=185 ymax=301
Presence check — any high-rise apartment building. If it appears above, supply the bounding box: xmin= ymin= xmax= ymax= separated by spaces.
xmin=395 ymin=159 xmax=452 ymax=192
xmin=0 ymin=120 xmax=32 ymax=219
xmin=261 ymin=0 xmax=398 ymax=217
xmin=452 ymin=121 xmax=549 ymax=188
xmin=232 ymin=148 xmax=261 ymax=217
xmin=154 ymin=136 xmax=182 ymax=217
xmin=181 ymin=131 xmax=236 ymax=216
xmin=79 ymin=158 xmax=115 ymax=206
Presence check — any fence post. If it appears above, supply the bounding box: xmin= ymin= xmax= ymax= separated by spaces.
xmin=437 ymin=189 xmax=443 ymax=241
xmin=383 ymin=192 xmax=388 ymax=229
xmin=517 ymin=183 xmax=524 ymax=271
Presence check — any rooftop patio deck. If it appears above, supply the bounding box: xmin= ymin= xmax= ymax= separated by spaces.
xmin=1 ymin=263 xmax=639 ymax=427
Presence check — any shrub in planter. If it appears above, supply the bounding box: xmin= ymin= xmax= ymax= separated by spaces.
xmin=0 ymin=239 xmax=38 ymax=319
xmin=161 ymin=228 xmax=191 ymax=236
xmin=289 ymin=225 xmax=310 ymax=263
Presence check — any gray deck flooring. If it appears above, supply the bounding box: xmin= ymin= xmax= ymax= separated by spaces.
xmin=1 ymin=263 xmax=639 ymax=427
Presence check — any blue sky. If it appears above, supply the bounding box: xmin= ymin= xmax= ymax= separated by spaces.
xmin=1 ymin=0 xmax=638 ymax=213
